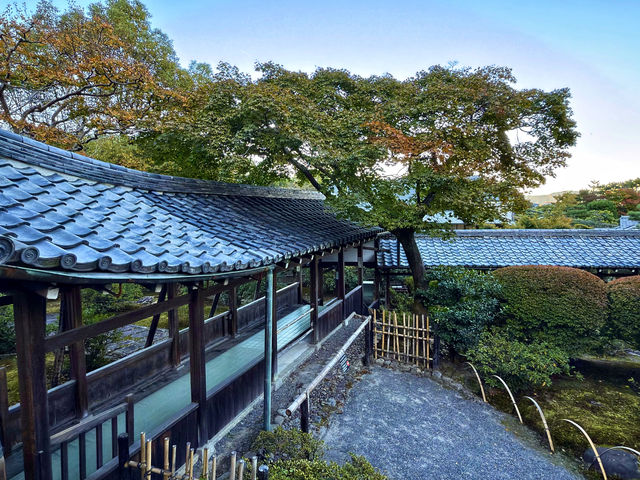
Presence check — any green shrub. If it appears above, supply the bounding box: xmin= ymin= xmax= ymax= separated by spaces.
xmin=267 ymin=455 xmax=387 ymax=480
xmin=467 ymin=329 xmax=571 ymax=392
xmin=252 ymin=427 xmax=325 ymax=462
xmin=0 ymin=305 xmax=15 ymax=355
xmin=493 ymin=266 xmax=607 ymax=355
xmin=81 ymin=283 xmax=144 ymax=317
xmin=607 ymin=276 xmax=640 ymax=348
xmin=418 ymin=267 xmax=501 ymax=354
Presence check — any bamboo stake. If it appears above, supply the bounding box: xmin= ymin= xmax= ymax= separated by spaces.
xmin=211 ymin=455 xmax=217 ymax=480
xmin=140 ymin=433 xmax=146 ymax=480
xmin=203 ymin=448 xmax=209 ymax=477
xmin=414 ymin=315 xmax=418 ymax=366
xmin=251 ymin=456 xmax=258 ymax=480
xmin=373 ymin=309 xmax=378 ymax=359
xmin=425 ymin=315 xmax=430 ymax=369
xmin=171 ymin=445 xmax=177 ymax=477
xmin=393 ymin=312 xmax=399 ymax=360
xmin=146 ymin=439 xmax=152 ymax=478
xmin=238 ymin=459 xmax=245 ymax=480
xmin=189 ymin=448 xmax=195 ymax=480
xmin=185 ymin=442 xmax=191 ymax=477
xmin=230 ymin=451 xmax=237 ymax=480
xmin=163 ymin=437 xmax=170 ymax=480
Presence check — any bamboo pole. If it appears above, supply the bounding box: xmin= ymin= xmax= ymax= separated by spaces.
xmin=413 ymin=315 xmax=420 ymax=365
xmin=185 ymin=442 xmax=191 ymax=478
xmin=373 ymin=309 xmax=378 ymax=359
xmin=211 ymin=455 xmax=217 ymax=480
xmin=146 ymin=439 xmax=152 ymax=478
xmin=425 ymin=315 xmax=430 ymax=369
xmin=140 ymin=433 xmax=146 ymax=480
xmin=203 ymin=448 xmax=209 ymax=478
xmin=238 ymin=459 xmax=245 ymax=480
xmin=230 ymin=451 xmax=237 ymax=480
xmin=163 ymin=437 xmax=170 ymax=480
xmin=189 ymin=448 xmax=195 ymax=480
xmin=171 ymin=445 xmax=177 ymax=477
xmin=393 ymin=312 xmax=399 ymax=360
xmin=251 ymin=456 xmax=258 ymax=480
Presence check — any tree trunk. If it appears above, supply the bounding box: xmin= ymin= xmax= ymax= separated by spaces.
xmin=392 ymin=228 xmax=428 ymax=315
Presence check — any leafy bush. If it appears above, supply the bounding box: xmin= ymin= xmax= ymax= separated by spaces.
xmin=418 ymin=267 xmax=501 ymax=354
xmin=267 ymin=455 xmax=387 ymax=480
xmin=606 ymin=276 xmax=640 ymax=348
xmin=0 ymin=305 xmax=15 ymax=354
xmin=252 ymin=428 xmax=386 ymax=480
xmin=493 ymin=266 xmax=607 ymax=355
xmin=82 ymin=283 xmax=144 ymax=317
xmin=467 ymin=329 xmax=571 ymax=392
xmin=252 ymin=427 xmax=325 ymax=462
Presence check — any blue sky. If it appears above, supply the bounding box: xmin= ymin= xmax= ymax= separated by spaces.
xmin=48 ymin=0 xmax=639 ymax=194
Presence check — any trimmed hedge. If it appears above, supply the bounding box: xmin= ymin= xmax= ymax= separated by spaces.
xmin=607 ymin=276 xmax=640 ymax=348
xmin=493 ymin=266 xmax=607 ymax=355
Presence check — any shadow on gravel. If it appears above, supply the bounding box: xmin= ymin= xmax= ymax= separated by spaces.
xmin=321 ymin=366 xmax=584 ymax=480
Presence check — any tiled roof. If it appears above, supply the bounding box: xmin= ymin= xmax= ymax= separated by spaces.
xmin=378 ymin=230 xmax=640 ymax=270
xmin=0 ymin=130 xmax=379 ymax=276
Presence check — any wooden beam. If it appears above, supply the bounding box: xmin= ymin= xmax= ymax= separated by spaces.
xmin=144 ymin=285 xmax=167 ymax=348
xmin=60 ymin=286 xmax=88 ymax=419
xmin=188 ymin=283 xmax=208 ymax=445
xmin=357 ymin=244 xmax=364 ymax=286
xmin=317 ymin=263 xmax=324 ymax=307
xmin=374 ymin=237 xmax=381 ymax=302
xmin=310 ymin=258 xmax=320 ymax=344
xmin=167 ymin=283 xmax=180 ymax=367
xmin=297 ymin=266 xmax=303 ymax=304
xmin=208 ymin=292 xmax=221 ymax=319
xmin=14 ymin=290 xmax=52 ymax=480
xmin=45 ymin=292 xmax=190 ymax=352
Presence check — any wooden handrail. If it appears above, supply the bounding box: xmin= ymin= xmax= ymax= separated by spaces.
xmin=50 ymin=402 xmax=127 ymax=447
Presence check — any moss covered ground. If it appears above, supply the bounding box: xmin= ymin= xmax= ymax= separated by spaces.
xmin=445 ymin=355 xmax=640 ymax=478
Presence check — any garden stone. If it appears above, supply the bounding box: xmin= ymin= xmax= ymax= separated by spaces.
xmin=277 ymin=409 xmax=287 ymax=417
xmin=374 ymin=358 xmax=384 ymax=365
xmin=432 ymin=371 xmax=442 ymax=380
xmin=273 ymin=415 xmax=285 ymax=426
xmin=583 ymin=447 xmax=640 ymax=479
xmin=326 ymin=397 xmax=337 ymax=407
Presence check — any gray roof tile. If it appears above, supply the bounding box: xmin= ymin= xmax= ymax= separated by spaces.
xmin=379 ymin=230 xmax=640 ymax=270
xmin=0 ymin=129 xmax=380 ymax=276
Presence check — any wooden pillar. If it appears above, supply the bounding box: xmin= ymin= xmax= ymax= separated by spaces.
xmin=168 ymin=283 xmax=180 ymax=367
xmin=188 ymin=283 xmax=208 ymax=444
xmin=14 ymin=289 xmax=52 ymax=480
xmin=60 ymin=286 xmax=88 ymax=419
xmin=263 ymin=268 xmax=274 ymax=431
xmin=374 ymin=237 xmax=381 ymax=303
xmin=385 ymin=272 xmax=391 ymax=306
xmin=357 ymin=244 xmax=364 ymax=286
xmin=337 ymin=249 xmax=345 ymax=300
xmin=271 ymin=273 xmax=278 ymax=382
xmin=317 ymin=263 xmax=324 ymax=306
xmin=310 ymin=257 xmax=320 ymax=343
xmin=229 ymin=286 xmax=238 ymax=337
xmin=145 ymin=285 xmax=167 ymax=348
xmin=297 ymin=266 xmax=303 ymax=304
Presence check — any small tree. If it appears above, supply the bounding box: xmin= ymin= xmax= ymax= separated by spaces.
xmin=607 ymin=276 xmax=640 ymax=348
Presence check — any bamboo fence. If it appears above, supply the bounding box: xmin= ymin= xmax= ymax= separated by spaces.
xmin=371 ymin=310 xmax=432 ymax=368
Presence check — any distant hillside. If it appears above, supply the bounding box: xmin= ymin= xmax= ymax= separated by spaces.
xmin=526 ymin=191 xmax=574 ymax=205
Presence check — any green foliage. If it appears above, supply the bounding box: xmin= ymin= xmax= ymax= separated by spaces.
xmin=267 ymin=455 xmax=387 ymax=480
xmin=419 ymin=267 xmax=501 ymax=354
xmin=0 ymin=305 xmax=15 ymax=355
xmin=493 ymin=266 xmax=607 ymax=355
xmin=252 ymin=428 xmax=386 ymax=480
xmin=606 ymin=276 xmax=640 ymax=348
xmin=586 ymin=199 xmax=617 ymax=216
xmin=468 ymin=329 xmax=571 ymax=392
xmin=82 ymin=284 xmax=144 ymax=317
xmin=82 ymin=284 xmax=143 ymax=370
xmin=252 ymin=427 xmax=325 ymax=462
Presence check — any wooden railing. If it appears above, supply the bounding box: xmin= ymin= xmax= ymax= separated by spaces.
xmin=48 ymin=396 xmax=134 ymax=480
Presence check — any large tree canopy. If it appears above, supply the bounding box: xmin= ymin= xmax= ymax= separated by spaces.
xmin=0 ymin=0 xmax=186 ymax=149
xmin=146 ymin=63 xmax=579 ymax=309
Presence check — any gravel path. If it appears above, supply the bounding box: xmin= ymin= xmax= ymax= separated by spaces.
xmin=323 ymin=366 xmax=583 ymax=480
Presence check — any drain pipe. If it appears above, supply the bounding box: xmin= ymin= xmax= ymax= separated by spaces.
xmin=263 ymin=267 xmax=274 ymax=431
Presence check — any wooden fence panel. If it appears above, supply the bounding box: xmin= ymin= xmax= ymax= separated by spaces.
xmin=372 ymin=311 xmax=432 ymax=369
xmin=317 ymin=300 xmax=343 ymax=341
